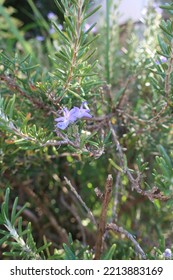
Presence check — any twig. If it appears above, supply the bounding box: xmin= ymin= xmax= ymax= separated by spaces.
xmin=94 ymin=174 xmax=113 ymax=260
xmin=94 ymin=188 xmax=104 ymax=200
xmin=0 ymin=74 xmax=52 ymax=113
xmin=90 ymin=113 xmax=114 ymax=122
xmin=41 ymin=139 xmax=80 ymax=148
xmin=109 ymin=122 xmax=168 ymax=202
xmin=64 ymin=177 xmax=97 ymax=227
xmin=16 ymin=206 xmax=39 ymax=229
xmin=106 ymin=223 xmax=146 ymax=259
xmin=117 ymin=103 xmax=168 ymax=125
xmin=116 ymin=76 xmax=136 ymax=110
xmin=47 ymin=152 xmax=81 ymax=159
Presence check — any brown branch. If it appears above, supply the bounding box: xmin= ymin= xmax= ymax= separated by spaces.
xmin=0 ymin=74 xmax=53 ymax=113
xmin=116 ymin=75 xmax=136 ymax=110
xmin=117 ymin=103 xmax=168 ymax=125
xmin=16 ymin=206 xmax=39 ymax=229
xmin=21 ymin=185 xmax=68 ymax=244
xmin=109 ymin=122 xmax=169 ymax=202
xmin=47 ymin=152 xmax=81 ymax=159
xmin=106 ymin=223 xmax=146 ymax=259
xmin=124 ymin=171 xmax=169 ymax=202
xmin=90 ymin=113 xmax=114 ymax=122
xmin=94 ymin=174 xmax=113 ymax=260
xmin=41 ymin=139 xmax=80 ymax=148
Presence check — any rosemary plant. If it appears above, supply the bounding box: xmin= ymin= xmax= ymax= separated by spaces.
xmin=0 ymin=0 xmax=173 ymax=260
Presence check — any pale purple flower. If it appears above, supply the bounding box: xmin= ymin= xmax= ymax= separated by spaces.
xmin=55 ymin=102 xmax=92 ymax=130
xmin=163 ymin=248 xmax=172 ymax=259
xmin=153 ymin=3 xmax=162 ymax=15
xmin=47 ymin=12 xmax=57 ymax=20
xmin=73 ymin=101 xmax=92 ymax=119
xmin=55 ymin=107 xmax=77 ymax=130
xmin=155 ymin=56 xmax=167 ymax=65
xmin=35 ymin=35 xmax=44 ymax=41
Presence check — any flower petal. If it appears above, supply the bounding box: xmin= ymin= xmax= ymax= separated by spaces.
xmin=54 ymin=102 xmax=92 ymax=130
xmin=56 ymin=121 xmax=69 ymax=130
xmin=55 ymin=117 xmax=65 ymax=122
xmin=68 ymin=107 xmax=80 ymax=122
xmin=80 ymin=111 xmax=92 ymax=118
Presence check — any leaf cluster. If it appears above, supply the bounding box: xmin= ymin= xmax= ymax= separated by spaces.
xmin=0 ymin=188 xmax=51 ymax=259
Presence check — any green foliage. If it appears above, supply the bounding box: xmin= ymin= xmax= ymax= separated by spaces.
xmin=0 ymin=188 xmax=50 ymax=259
xmin=1 ymin=0 xmax=173 ymax=260
xmin=102 ymin=244 xmax=117 ymax=260
xmin=0 ymin=0 xmax=104 ymax=155
xmin=49 ymin=0 xmax=101 ymax=103
xmin=153 ymin=145 xmax=173 ymax=198
xmin=0 ymin=0 xmax=32 ymax=53
xmin=0 ymin=0 xmax=23 ymax=39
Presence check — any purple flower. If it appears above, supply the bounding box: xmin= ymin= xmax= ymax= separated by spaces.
xmin=47 ymin=12 xmax=57 ymax=20
xmin=55 ymin=108 xmax=77 ymax=130
xmin=163 ymin=248 xmax=172 ymax=259
xmin=55 ymin=102 xmax=92 ymax=130
xmin=35 ymin=35 xmax=44 ymax=42
xmin=73 ymin=101 xmax=92 ymax=119
xmin=153 ymin=3 xmax=162 ymax=15
xmin=155 ymin=56 xmax=167 ymax=65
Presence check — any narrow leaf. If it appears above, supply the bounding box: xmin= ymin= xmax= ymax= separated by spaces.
xmin=4 ymin=188 xmax=10 ymax=219
xmin=109 ymin=158 xmax=123 ymax=172
xmin=63 ymin=243 xmax=76 ymax=260
xmin=53 ymin=22 xmax=70 ymax=43
xmin=102 ymin=244 xmax=116 ymax=260
xmin=10 ymin=197 xmax=18 ymax=225
xmin=0 ymin=234 xmax=11 ymax=246
xmin=54 ymin=0 xmax=65 ymax=13
xmin=64 ymin=16 xmax=76 ymax=36
xmin=83 ymin=5 xmax=101 ymax=20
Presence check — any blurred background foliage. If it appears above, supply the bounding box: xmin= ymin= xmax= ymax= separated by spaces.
xmin=3 ymin=0 xmax=63 ymax=33
xmin=0 ymin=0 xmax=173 ymax=260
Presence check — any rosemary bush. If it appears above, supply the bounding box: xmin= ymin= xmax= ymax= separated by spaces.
xmin=0 ymin=0 xmax=173 ymax=260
